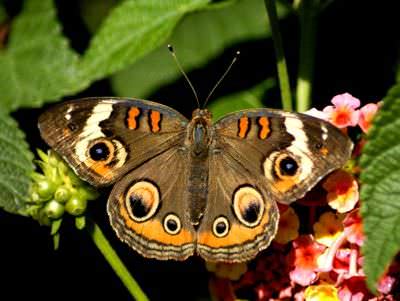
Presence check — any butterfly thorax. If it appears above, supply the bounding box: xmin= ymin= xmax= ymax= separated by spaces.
xmin=187 ymin=109 xmax=213 ymax=158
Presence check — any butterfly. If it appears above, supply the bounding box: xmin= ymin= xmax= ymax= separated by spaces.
xmin=38 ymin=97 xmax=352 ymax=262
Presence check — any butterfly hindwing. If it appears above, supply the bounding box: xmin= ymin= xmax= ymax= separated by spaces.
xmin=107 ymin=147 xmax=196 ymax=261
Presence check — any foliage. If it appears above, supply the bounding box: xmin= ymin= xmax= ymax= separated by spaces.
xmin=360 ymin=85 xmax=400 ymax=291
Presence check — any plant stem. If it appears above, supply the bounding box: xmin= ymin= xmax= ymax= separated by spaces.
xmin=87 ymin=219 xmax=149 ymax=301
xmin=296 ymin=0 xmax=317 ymax=112
xmin=264 ymin=0 xmax=293 ymax=111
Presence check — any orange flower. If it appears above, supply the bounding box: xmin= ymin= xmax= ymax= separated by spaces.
xmin=304 ymin=284 xmax=339 ymax=301
xmin=275 ymin=206 xmax=300 ymax=244
xmin=313 ymin=212 xmax=344 ymax=247
xmin=289 ymin=235 xmax=326 ymax=286
xmin=323 ymin=93 xmax=360 ymax=128
xmin=358 ymin=103 xmax=379 ymax=133
xmin=322 ymin=170 xmax=359 ymax=213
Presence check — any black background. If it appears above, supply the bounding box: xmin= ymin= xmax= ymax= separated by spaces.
xmin=0 ymin=0 xmax=399 ymax=300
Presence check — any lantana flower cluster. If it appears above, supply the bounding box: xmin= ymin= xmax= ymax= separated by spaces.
xmin=207 ymin=94 xmax=399 ymax=300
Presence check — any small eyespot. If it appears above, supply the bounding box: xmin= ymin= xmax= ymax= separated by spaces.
xmin=125 ymin=181 xmax=160 ymax=223
xmin=163 ymin=214 xmax=181 ymax=235
xmin=212 ymin=216 xmax=230 ymax=237
xmin=278 ymin=156 xmax=299 ymax=176
xmin=89 ymin=141 xmax=111 ymax=161
xmin=233 ymin=186 xmax=265 ymax=227
xmin=315 ymin=142 xmax=323 ymax=149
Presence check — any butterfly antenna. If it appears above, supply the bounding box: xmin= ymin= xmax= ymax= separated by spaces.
xmin=168 ymin=45 xmax=200 ymax=108
xmin=202 ymin=51 xmax=240 ymax=109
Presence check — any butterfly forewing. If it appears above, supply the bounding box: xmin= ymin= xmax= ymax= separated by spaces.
xmin=38 ymin=98 xmax=188 ymax=186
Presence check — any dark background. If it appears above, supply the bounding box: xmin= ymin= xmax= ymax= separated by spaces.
xmin=0 ymin=0 xmax=399 ymax=300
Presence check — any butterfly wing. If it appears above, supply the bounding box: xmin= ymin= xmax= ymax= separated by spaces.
xmin=212 ymin=108 xmax=353 ymax=203
xmin=38 ymin=97 xmax=188 ymax=186
xmin=107 ymin=146 xmax=196 ymax=260
xmin=196 ymin=108 xmax=352 ymax=262
xmin=196 ymin=149 xmax=279 ymax=262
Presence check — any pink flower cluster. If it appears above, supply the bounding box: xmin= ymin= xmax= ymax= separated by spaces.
xmin=207 ymin=94 xmax=399 ymax=300
xmin=306 ymin=93 xmax=379 ymax=133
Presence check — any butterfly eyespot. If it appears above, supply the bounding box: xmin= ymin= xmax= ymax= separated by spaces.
xmin=233 ymin=186 xmax=264 ymax=228
xmin=278 ymin=156 xmax=299 ymax=176
xmin=125 ymin=181 xmax=160 ymax=223
xmin=212 ymin=216 xmax=230 ymax=237
xmin=89 ymin=141 xmax=111 ymax=161
xmin=315 ymin=142 xmax=323 ymax=149
xmin=163 ymin=214 xmax=181 ymax=235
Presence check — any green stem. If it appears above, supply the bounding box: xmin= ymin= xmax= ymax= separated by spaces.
xmin=296 ymin=0 xmax=317 ymax=112
xmin=87 ymin=219 xmax=149 ymax=301
xmin=264 ymin=0 xmax=293 ymax=111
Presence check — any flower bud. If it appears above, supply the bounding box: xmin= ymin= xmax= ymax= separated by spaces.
xmin=44 ymin=200 xmax=65 ymax=219
xmin=54 ymin=186 xmax=71 ymax=203
xmin=65 ymin=195 xmax=87 ymax=216
xmin=36 ymin=180 xmax=56 ymax=200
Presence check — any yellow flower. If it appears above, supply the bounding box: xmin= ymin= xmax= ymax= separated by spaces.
xmin=304 ymin=284 xmax=339 ymax=301
xmin=313 ymin=212 xmax=344 ymax=247
xmin=205 ymin=261 xmax=247 ymax=281
xmin=274 ymin=206 xmax=299 ymax=244
xmin=322 ymin=170 xmax=359 ymax=213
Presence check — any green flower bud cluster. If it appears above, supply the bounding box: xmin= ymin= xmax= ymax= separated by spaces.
xmin=27 ymin=149 xmax=99 ymax=249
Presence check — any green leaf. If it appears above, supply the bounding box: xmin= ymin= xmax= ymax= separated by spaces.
xmin=209 ymin=78 xmax=275 ymax=121
xmin=111 ymin=0 xmax=289 ymax=98
xmin=0 ymin=0 xmax=82 ymax=113
xmin=80 ymin=0 xmax=210 ymax=82
xmin=360 ymin=84 xmax=400 ymax=292
xmin=0 ymin=111 xmax=34 ymax=214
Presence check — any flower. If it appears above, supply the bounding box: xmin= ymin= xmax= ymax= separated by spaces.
xmin=289 ymin=235 xmax=326 ymax=286
xmin=313 ymin=212 xmax=344 ymax=247
xmin=338 ymin=275 xmax=372 ymax=301
xmin=274 ymin=206 xmax=300 ymax=244
xmin=323 ymin=93 xmax=360 ymax=128
xmin=359 ymin=103 xmax=379 ymax=133
xmin=343 ymin=210 xmax=364 ymax=247
xmin=322 ymin=170 xmax=359 ymax=213
xmin=304 ymin=284 xmax=339 ymax=301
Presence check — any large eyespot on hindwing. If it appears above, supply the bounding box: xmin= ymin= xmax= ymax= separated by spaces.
xmin=212 ymin=216 xmax=230 ymax=237
xmin=125 ymin=181 xmax=160 ymax=222
xmin=232 ymin=186 xmax=265 ymax=228
xmin=163 ymin=213 xmax=182 ymax=235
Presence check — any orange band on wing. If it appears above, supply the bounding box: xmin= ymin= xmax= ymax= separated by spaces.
xmin=119 ymin=196 xmax=194 ymax=246
xmin=150 ymin=110 xmax=161 ymax=133
xmin=238 ymin=116 xmax=249 ymax=138
xmin=258 ymin=117 xmax=270 ymax=139
xmin=198 ymin=209 xmax=270 ymax=248
xmin=126 ymin=107 xmax=141 ymax=129
xmin=85 ymin=160 xmax=114 ymax=180
xmin=274 ymin=177 xmax=299 ymax=193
